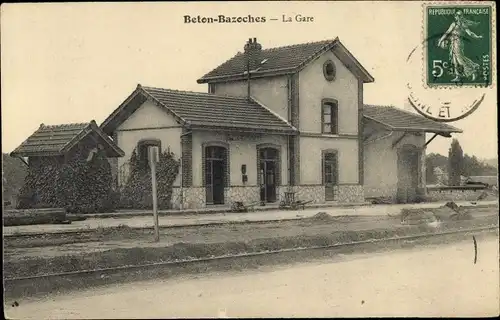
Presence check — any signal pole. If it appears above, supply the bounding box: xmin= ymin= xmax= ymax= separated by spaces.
xmin=149 ymin=147 xmax=160 ymax=242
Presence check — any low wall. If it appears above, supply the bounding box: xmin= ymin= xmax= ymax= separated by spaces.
xmin=426 ymin=187 xmax=486 ymax=202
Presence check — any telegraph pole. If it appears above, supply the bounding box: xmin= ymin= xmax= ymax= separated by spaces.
xmin=149 ymin=147 xmax=160 ymax=242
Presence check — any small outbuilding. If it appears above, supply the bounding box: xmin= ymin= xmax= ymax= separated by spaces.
xmin=10 ymin=120 xmax=124 ymax=209
xmin=10 ymin=120 xmax=124 ymax=166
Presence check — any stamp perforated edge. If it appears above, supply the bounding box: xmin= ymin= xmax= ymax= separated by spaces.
xmin=421 ymin=1 xmax=496 ymax=90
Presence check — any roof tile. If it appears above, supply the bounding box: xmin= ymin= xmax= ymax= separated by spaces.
xmin=363 ymin=105 xmax=462 ymax=134
xmin=141 ymin=86 xmax=295 ymax=133
xmin=11 ymin=122 xmax=124 ymax=157
xmin=198 ymin=39 xmax=334 ymax=82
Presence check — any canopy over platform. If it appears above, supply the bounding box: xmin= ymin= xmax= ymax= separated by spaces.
xmin=363 ymin=105 xmax=463 ymax=137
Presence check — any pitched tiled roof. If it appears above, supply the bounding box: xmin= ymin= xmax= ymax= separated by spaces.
xmin=11 ymin=121 xmax=125 ymax=158
xmin=197 ymin=38 xmax=374 ymax=83
xmin=363 ymin=105 xmax=462 ymax=134
xmin=101 ymin=85 xmax=297 ymax=135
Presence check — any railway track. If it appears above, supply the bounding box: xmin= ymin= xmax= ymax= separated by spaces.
xmin=4 ymin=225 xmax=497 ymax=289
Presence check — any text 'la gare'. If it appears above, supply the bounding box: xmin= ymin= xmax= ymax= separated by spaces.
xmin=282 ymin=14 xmax=314 ymax=23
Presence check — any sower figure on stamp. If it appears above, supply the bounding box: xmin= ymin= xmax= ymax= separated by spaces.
xmin=437 ymin=10 xmax=483 ymax=82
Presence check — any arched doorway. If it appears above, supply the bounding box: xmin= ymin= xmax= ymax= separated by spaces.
xmin=204 ymin=145 xmax=227 ymax=205
xmin=397 ymin=144 xmax=420 ymax=203
xmin=258 ymin=147 xmax=280 ymax=203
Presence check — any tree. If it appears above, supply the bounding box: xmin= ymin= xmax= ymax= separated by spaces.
xmin=425 ymin=153 xmax=448 ymax=184
xmin=448 ymin=139 xmax=464 ymax=186
xmin=2 ymin=153 xmax=28 ymax=205
xmin=463 ymin=154 xmax=498 ymax=176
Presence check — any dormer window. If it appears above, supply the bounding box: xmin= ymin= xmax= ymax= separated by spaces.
xmin=208 ymin=83 xmax=216 ymax=94
xmin=323 ymin=60 xmax=336 ymax=82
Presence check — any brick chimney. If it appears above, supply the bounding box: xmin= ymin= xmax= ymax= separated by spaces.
xmin=244 ymin=37 xmax=262 ymax=71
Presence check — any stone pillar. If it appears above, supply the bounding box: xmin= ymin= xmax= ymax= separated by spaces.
xmin=418 ymin=146 xmax=427 ymax=198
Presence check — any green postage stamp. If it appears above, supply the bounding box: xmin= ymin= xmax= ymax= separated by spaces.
xmin=425 ymin=4 xmax=493 ymax=87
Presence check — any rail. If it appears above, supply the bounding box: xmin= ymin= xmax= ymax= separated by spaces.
xmin=4 ymin=225 xmax=497 ymax=283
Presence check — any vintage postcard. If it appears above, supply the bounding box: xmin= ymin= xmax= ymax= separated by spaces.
xmin=2 ymin=1 xmax=498 ymax=318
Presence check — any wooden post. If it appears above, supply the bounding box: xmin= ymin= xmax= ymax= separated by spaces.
xmin=149 ymin=147 xmax=160 ymax=242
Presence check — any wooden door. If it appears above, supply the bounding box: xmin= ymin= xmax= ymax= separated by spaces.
xmin=323 ymin=152 xmax=338 ymax=201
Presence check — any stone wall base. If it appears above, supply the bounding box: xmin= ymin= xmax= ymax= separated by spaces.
xmin=337 ymin=185 xmax=365 ymax=203
xmin=278 ymin=185 xmax=364 ymax=204
xmin=278 ymin=185 xmax=325 ymax=204
xmin=225 ymin=186 xmax=260 ymax=204
xmin=170 ymin=184 xmax=365 ymax=209
xmin=364 ymin=186 xmax=397 ymax=202
xmin=170 ymin=187 xmax=205 ymax=210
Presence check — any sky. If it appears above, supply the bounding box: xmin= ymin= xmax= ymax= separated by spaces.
xmin=1 ymin=1 xmax=497 ymax=159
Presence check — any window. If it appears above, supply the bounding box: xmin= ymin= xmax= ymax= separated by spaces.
xmin=323 ymin=60 xmax=336 ymax=81
xmin=208 ymin=83 xmax=216 ymax=94
xmin=137 ymin=140 xmax=161 ymax=171
xmin=322 ymin=100 xmax=339 ymax=134
xmin=260 ymin=148 xmax=278 ymax=160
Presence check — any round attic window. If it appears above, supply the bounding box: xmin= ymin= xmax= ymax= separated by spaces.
xmin=323 ymin=60 xmax=336 ymax=81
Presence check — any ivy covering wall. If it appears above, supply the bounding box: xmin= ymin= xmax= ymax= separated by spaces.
xmin=17 ymin=149 xmax=115 ymax=213
xmin=16 ymin=142 xmax=180 ymax=212
xmin=17 ymin=157 xmax=61 ymax=209
xmin=119 ymin=149 xmax=180 ymax=209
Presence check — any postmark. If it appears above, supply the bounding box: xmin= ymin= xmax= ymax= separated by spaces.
xmin=424 ymin=3 xmax=493 ymax=88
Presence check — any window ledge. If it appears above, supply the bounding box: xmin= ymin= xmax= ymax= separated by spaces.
xmin=321 ymin=133 xmax=341 ymax=137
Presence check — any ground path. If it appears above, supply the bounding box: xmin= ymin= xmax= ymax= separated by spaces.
xmin=4 ymin=200 xmax=497 ymax=236
xmin=5 ymin=235 xmax=499 ymax=318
